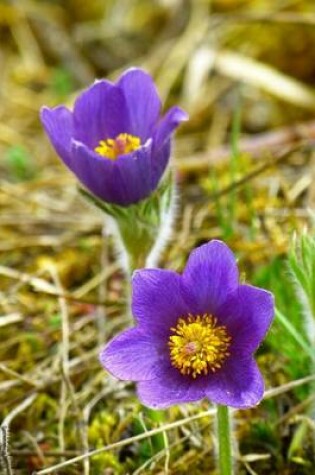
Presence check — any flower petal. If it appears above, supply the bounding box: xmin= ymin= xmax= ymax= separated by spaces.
xmin=132 ymin=269 xmax=192 ymax=337
xmin=70 ymin=140 xmax=117 ymax=200
xmin=150 ymin=139 xmax=171 ymax=189
xmin=205 ymin=357 xmax=264 ymax=408
xmin=70 ymin=140 xmax=153 ymax=206
xmin=114 ymin=140 xmax=153 ymax=204
xmin=73 ymin=80 xmax=129 ymax=149
xmin=217 ymin=285 xmax=274 ymax=355
xmin=40 ymin=106 xmax=73 ymax=165
xmin=137 ymin=365 xmax=206 ymax=409
xmin=182 ymin=240 xmax=239 ymax=315
xmin=118 ymin=68 xmax=161 ymax=141
xmin=153 ymin=106 xmax=188 ymax=152
xmin=100 ymin=328 xmax=166 ymax=381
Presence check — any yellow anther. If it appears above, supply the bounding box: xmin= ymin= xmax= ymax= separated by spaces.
xmin=94 ymin=133 xmax=141 ymax=160
xmin=168 ymin=314 xmax=231 ymax=378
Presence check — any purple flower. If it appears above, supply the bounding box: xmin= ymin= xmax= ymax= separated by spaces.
xmin=40 ymin=68 xmax=188 ymax=206
xmin=100 ymin=240 xmax=274 ymax=409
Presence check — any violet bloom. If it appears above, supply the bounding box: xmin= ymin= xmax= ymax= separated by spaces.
xmin=40 ymin=68 xmax=188 ymax=206
xmin=100 ymin=240 xmax=274 ymax=409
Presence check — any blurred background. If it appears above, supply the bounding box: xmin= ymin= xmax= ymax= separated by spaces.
xmin=1 ymin=0 xmax=315 ymax=473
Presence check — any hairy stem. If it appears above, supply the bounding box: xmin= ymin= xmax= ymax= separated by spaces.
xmin=216 ymin=405 xmax=233 ymax=475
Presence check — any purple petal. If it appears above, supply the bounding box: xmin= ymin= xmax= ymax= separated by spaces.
xmin=70 ymin=140 xmax=117 ymax=200
xmin=100 ymin=328 xmax=167 ymax=381
xmin=205 ymin=357 xmax=264 ymax=408
xmin=70 ymin=140 xmax=153 ymax=206
xmin=73 ymin=80 xmax=129 ymax=149
xmin=114 ymin=140 xmax=153 ymax=204
xmin=132 ymin=269 xmax=192 ymax=337
xmin=150 ymin=139 xmax=171 ymax=189
xmin=40 ymin=106 xmax=73 ymax=165
xmin=118 ymin=68 xmax=161 ymax=141
xmin=217 ymin=285 xmax=274 ymax=355
xmin=182 ymin=240 xmax=239 ymax=315
xmin=137 ymin=365 xmax=206 ymax=409
xmin=150 ymin=107 xmax=188 ymax=187
xmin=153 ymin=106 xmax=188 ymax=152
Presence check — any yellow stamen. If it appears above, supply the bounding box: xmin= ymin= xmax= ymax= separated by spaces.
xmin=94 ymin=133 xmax=141 ymax=160
xmin=168 ymin=314 xmax=231 ymax=378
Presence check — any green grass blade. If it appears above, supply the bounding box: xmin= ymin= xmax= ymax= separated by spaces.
xmin=275 ymin=308 xmax=315 ymax=363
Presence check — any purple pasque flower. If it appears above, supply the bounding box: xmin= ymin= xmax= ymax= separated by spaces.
xmin=40 ymin=68 xmax=188 ymax=206
xmin=100 ymin=240 xmax=274 ymax=409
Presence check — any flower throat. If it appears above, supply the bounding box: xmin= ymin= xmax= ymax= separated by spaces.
xmin=94 ymin=133 xmax=141 ymax=160
xmin=168 ymin=314 xmax=231 ymax=378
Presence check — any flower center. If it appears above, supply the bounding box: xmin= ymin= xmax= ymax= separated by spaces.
xmin=168 ymin=314 xmax=231 ymax=378
xmin=94 ymin=133 xmax=141 ymax=160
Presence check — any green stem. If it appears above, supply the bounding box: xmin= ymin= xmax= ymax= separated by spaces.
xmin=217 ymin=405 xmax=233 ymax=475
